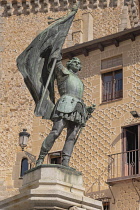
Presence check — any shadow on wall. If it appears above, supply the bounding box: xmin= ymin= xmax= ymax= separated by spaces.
xmin=111 ymin=133 xmax=122 ymax=147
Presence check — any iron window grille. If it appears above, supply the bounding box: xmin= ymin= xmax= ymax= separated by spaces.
xmin=102 ymin=69 xmax=123 ymax=102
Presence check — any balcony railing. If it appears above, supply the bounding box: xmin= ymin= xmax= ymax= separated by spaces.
xmin=108 ymin=149 xmax=140 ymax=180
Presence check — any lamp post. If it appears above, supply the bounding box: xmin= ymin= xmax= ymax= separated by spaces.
xmin=19 ymin=129 xmax=36 ymax=167
xmin=19 ymin=129 xmax=30 ymax=151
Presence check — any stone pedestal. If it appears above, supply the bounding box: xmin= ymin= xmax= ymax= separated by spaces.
xmin=0 ymin=165 xmax=103 ymax=210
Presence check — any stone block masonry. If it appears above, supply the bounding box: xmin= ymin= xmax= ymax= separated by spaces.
xmin=0 ymin=165 xmax=103 ymax=210
xmin=0 ymin=0 xmax=135 ymax=16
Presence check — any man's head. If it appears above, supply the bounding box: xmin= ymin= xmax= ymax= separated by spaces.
xmin=66 ymin=57 xmax=81 ymax=73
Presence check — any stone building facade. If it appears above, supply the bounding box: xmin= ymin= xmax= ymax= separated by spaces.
xmin=0 ymin=0 xmax=140 ymax=209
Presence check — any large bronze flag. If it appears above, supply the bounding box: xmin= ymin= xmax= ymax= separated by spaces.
xmin=17 ymin=9 xmax=77 ymax=119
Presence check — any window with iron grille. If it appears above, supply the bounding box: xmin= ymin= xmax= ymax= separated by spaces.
xmin=101 ymin=55 xmax=123 ymax=103
xmin=102 ymin=69 xmax=123 ymax=102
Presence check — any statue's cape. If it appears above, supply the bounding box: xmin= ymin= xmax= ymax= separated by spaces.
xmin=16 ymin=10 xmax=77 ymax=119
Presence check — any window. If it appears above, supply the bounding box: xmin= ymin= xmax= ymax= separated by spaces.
xmin=97 ymin=198 xmax=110 ymax=210
xmin=102 ymin=69 xmax=123 ymax=102
xmin=108 ymin=124 xmax=140 ymax=180
xmin=122 ymin=124 xmax=140 ymax=176
xmin=101 ymin=56 xmax=123 ymax=103
xmin=48 ymin=151 xmax=62 ymax=164
xmin=103 ymin=201 xmax=110 ymax=210
xmin=20 ymin=158 xmax=28 ymax=177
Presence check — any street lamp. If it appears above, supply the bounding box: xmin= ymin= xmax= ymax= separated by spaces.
xmin=19 ymin=129 xmax=30 ymax=151
xmin=19 ymin=129 xmax=36 ymax=167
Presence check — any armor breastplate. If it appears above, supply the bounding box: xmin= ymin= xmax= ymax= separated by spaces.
xmin=57 ymin=72 xmax=84 ymax=99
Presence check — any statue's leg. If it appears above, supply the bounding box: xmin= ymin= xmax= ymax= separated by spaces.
xmin=36 ymin=119 xmax=66 ymax=166
xmin=62 ymin=122 xmax=80 ymax=167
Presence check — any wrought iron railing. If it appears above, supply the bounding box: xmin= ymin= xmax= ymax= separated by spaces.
xmin=108 ymin=149 xmax=140 ymax=179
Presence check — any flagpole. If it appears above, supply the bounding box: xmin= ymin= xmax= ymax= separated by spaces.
xmin=45 ymin=58 xmax=57 ymax=91
xmin=37 ymin=58 xmax=57 ymax=114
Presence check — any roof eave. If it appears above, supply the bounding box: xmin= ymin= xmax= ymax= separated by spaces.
xmin=62 ymin=26 xmax=140 ymax=59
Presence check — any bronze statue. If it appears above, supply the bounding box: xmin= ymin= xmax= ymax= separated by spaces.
xmin=17 ymin=4 xmax=95 ymax=167
xmin=36 ymin=58 xmax=95 ymax=166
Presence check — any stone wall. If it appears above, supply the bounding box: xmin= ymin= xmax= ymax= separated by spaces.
xmin=1 ymin=0 xmax=140 ymax=34
xmin=110 ymin=181 xmax=140 ymax=210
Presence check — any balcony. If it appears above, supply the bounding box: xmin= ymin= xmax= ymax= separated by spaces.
xmin=107 ymin=149 xmax=140 ymax=184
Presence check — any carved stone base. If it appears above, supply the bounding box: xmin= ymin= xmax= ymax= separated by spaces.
xmin=0 ymin=165 xmax=103 ymax=210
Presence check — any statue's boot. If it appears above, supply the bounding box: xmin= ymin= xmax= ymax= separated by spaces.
xmin=36 ymin=132 xmax=56 ymax=166
xmin=62 ymin=137 xmax=76 ymax=167
xmin=36 ymin=151 xmax=47 ymax=166
xmin=62 ymin=155 xmax=70 ymax=167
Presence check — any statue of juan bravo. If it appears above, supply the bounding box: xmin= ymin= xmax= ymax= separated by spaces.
xmin=17 ymin=3 xmax=95 ymax=167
